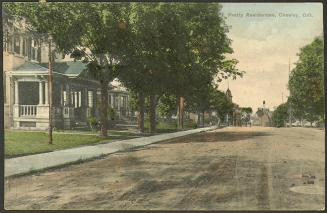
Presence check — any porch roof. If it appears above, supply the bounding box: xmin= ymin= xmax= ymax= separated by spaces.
xmin=40 ymin=61 xmax=87 ymax=77
xmin=15 ymin=62 xmax=49 ymax=72
xmin=13 ymin=61 xmax=87 ymax=77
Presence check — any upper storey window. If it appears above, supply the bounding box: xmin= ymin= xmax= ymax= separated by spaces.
xmin=13 ymin=35 xmax=20 ymax=54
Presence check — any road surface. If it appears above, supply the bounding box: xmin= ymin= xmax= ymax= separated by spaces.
xmin=4 ymin=126 xmax=325 ymax=210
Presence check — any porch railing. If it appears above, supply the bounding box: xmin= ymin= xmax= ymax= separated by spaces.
xmin=19 ymin=105 xmax=37 ymax=117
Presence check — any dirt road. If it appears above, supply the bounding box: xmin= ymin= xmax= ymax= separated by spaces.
xmin=4 ymin=126 xmax=325 ymax=210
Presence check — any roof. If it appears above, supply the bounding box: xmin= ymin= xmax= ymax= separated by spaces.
xmin=14 ymin=61 xmax=87 ymax=77
xmin=41 ymin=61 xmax=87 ymax=76
xmin=15 ymin=62 xmax=48 ymax=72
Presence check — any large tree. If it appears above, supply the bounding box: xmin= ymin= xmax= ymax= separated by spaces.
xmin=272 ymin=103 xmax=289 ymax=127
xmin=288 ymin=37 xmax=324 ymax=125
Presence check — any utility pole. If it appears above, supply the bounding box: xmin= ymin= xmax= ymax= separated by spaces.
xmin=48 ymin=39 xmax=53 ymax=144
xmin=288 ymin=57 xmax=292 ymax=128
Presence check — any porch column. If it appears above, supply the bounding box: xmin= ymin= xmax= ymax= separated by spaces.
xmin=111 ymin=94 xmax=114 ymax=108
xmin=14 ymin=81 xmax=19 ymax=104
xmin=84 ymin=89 xmax=88 ymax=106
xmin=60 ymin=84 xmax=64 ymax=106
xmin=71 ymin=91 xmax=74 ymax=106
xmin=39 ymin=81 xmax=44 ymax=105
xmin=44 ymin=81 xmax=49 ymax=105
xmin=66 ymin=84 xmax=71 ymax=106
xmin=78 ymin=91 xmax=82 ymax=107
xmin=74 ymin=91 xmax=78 ymax=108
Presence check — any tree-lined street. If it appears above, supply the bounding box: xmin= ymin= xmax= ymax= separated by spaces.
xmin=5 ymin=127 xmax=324 ymax=210
xmin=2 ymin=2 xmax=324 ymax=211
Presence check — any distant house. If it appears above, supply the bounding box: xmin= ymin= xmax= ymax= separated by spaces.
xmin=252 ymin=107 xmax=272 ymax=127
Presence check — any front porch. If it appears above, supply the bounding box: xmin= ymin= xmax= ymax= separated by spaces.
xmin=9 ymin=62 xmax=99 ymax=130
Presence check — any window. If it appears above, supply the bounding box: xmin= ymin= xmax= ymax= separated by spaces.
xmin=27 ymin=38 xmax=31 ymax=59
xmin=114 ymin=95 xmax=118 ymax=109
xmin=63 ymin=91 xmax=67 ymax=106
xmin=3 ymin=31 xmax=8 ymax=52
xmin=108 ymin=94 xmax=111 ymax=106
xmin=7 ymin=36 xmax=13 ymax=52
xmin=14 ymin=36 xmax=20 ymax=54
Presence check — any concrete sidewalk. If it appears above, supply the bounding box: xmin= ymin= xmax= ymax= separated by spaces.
xmin=5 ymin=126 xmax=217 ymax=177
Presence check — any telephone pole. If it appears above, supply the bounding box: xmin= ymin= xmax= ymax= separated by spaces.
xmin=48 ymin=39 xmax=53 ymax=144
xmin=288 ymin=57 xmax=292 ymax=128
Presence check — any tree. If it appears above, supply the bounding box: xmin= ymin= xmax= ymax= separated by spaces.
xmin=157 ymin=95 xmax=178 ymax=120
xmin=272 ymin=103 xmax=289 ymax=127
xmin=288 ymin=37 xmax=324 ymax=125
xmin=6 ymin=2 xmax=133 ymax=137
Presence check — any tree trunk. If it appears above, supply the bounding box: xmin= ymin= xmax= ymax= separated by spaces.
xmin=178 ymin=96 xmax=185 ymax=130
xmin=138 ymin=92 xmax=145 ymax=133
xmin=100 ymin=80 xmax=108 ymax=137
xmin=149 ymin=95 xmax=157 ymax=133
xmin=202 ymin=110 xmax=205 ymax=127
xmin=208 ymin=110 xmax=212 ymax=126
xmin=197 ymin=111 xmax=201 ymax=127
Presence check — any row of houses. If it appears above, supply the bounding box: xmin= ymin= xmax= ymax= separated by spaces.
xmin=3 ymin=16 xmax=131 ymax=130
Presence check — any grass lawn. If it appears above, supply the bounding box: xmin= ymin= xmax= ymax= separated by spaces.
xmin=144 ymin=120 xmax=197 ymax=133
xmin=4 ymin=120 xmax=197 ymax=158
xmin=4 ymin=130 xmax=111 ymax=158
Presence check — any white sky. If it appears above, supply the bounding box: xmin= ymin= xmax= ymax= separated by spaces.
xmin=218 ymin=3 xmax=323 ymax=111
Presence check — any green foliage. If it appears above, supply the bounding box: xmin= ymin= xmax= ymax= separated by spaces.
xmin=240 ymin=107 xmax=253 ymax=114
xmin=5 ymin=2 xmax=245 ymax=130
xmin=127 ymin=90 xmax=138 ymax=112
xmin=272 ymin=103 xmax=289 ymax=127
xmin=157 ymin=95 xmax=178 ymax=118
xmin=107 ymin=106 xmax=116 ymax=120
xmin=288 ymin=37 xmax=324 ymax=123
xmin=186 ymin=84 xmax=233 ymax=121
xmin=87 ymin=116 xmax=98 ymax=131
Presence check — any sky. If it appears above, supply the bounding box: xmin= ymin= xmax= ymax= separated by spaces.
xmin=218 ymin=3 xmax=323 ymax=111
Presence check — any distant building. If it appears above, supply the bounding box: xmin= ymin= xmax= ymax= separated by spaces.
xmin=224 ymin=87 xmax=242 ymax=126
xmin=252 ymin=107 xmax=272 ymax=127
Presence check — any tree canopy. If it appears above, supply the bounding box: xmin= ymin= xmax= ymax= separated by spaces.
xmin=5 ymin=2 xmax=244 ymax=132
xmin=288 ymin=37 xmax=324 ymax=124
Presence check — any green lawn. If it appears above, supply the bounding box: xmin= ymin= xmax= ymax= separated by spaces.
xmin=144 ymin=120 xmax=197 ymax=133
xmin=4 ymin=120 xmax=197 ymax=158
xmin=4 ymin=130 xmax=110 ymax=158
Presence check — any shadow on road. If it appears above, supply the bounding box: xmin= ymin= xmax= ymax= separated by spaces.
xmin=159 ymin=131 xmax=273 ymax=144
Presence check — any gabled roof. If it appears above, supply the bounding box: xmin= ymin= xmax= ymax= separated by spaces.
xmin=15 ymin=62 xmax=48 ymax=72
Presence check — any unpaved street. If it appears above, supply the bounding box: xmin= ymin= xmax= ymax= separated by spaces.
xmin=4 ymin=127 xmax=325 ymax=210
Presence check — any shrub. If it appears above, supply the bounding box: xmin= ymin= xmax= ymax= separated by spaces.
xmin=87 ymin=116 xmax=98 ymax=131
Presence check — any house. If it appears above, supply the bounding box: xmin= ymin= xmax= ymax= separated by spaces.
xmin=3 ymin=16 xmax=130 ymax=130
xmin=252 ymin=107 xmax=272 ymax=127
